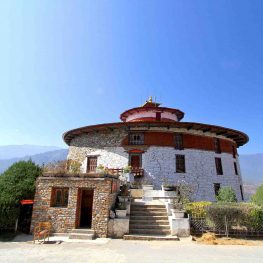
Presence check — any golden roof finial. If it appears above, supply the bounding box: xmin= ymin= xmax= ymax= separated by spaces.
xmin=148 ymin=96 xmax=153 ymax=103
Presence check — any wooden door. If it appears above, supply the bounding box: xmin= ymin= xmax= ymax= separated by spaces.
xmin=87 ymin=157 xmax=97 ymax=173
xmin=130 ymin=154 xmax=141 ymax=168
xmin=80 ymin=189 xmax=93 ymax=228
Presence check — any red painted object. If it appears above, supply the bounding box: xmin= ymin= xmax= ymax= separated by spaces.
xmin=20 ymin=200 xmax=34 ymax=205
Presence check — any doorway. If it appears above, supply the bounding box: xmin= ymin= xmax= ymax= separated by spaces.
xmin=78 ymin=189 xmax=94 ymax=228
xmin=129 ymin=153 xmax=142 ymax=169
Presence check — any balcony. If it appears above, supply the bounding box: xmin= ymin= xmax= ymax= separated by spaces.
xmin=41 ymin=168 xmax=144 ymax=178
xmin=106 ymin=168 xmax=144 ymax=177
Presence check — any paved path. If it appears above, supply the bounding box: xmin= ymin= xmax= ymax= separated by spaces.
xmin=0 ymin=236 xmax=262 ymax=263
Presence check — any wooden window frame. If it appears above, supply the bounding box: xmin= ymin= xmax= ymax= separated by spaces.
xmin=232 ymin=145 xmax=236 ymax=158
xmin=174 ymin=133 xmax=184 ymax=150
xmin=51 ymin=187 xmax=69 ymax=207
xmin=214 ymin=138 xmax=221 ymax=154
xmin=128 ymin=133 xmax=144 ymax=145
xmin=215 ymin=157 xmax=223 ymax=175
xmin=87 ymin=156 xmax=98 ymax=173
xmin=240 ymin=185 xmax=244 ymax=201
xmin=234 ymin=162 xmax=238 ymax=175
xmin=214 ymin=183 xmax=221 ymax=196
xmin=156 ymin=112 xmax=161 ymax=121
xmin=176 ymin=154 xmax=186 ymax=173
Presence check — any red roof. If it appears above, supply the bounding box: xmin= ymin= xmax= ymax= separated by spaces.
xmin=63 ymin=121 xmax=249 ymax=147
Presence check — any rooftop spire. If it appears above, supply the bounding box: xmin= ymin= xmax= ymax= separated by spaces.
xmin=142 ymin=96 xmax=161 ymax=107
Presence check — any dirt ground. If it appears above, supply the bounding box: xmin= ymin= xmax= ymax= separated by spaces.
xmin=0 ymin=234 xmax=263 ymax=263
xmin=194 ymin=232 xmax=263 ymax=246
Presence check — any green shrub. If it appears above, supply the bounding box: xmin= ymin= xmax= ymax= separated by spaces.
xmin=185 ymin=201 xmax=212 ymax=217
xmin=0 ymin=206 xmax=19 ymax=229
xmin=246 ymin=204 xmax=263 ymax=230
xmin=216 ymin=187 xmax=237 ymax=202
xmin=206 ymin=203 xmax=246 ymax=226
xmin=251 ymin=184 xmax=263 ymax=206
xmin=205 ymin=202 xmax=263 ymax=231
xmin=0 ymin=160 xmax=41 ymax=229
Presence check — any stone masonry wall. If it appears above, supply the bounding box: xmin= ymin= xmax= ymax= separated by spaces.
xmin=31 ymin=176 xmax=116 ymax=237
xmin=66 ymin=128 xmax=243 ymax=202
xmin=142 ymin=147 xmax=243 ymax=201
xmin=68 ymin=129 xmax=128 ymax=172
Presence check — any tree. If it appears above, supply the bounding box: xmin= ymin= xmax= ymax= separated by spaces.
xmin=251 ymin=184 xmax=263 ymax=206
xmin=0 ymin=160 xmax=42 ymax=206
xmin=216 ymin=187 xmax=237 ymax=203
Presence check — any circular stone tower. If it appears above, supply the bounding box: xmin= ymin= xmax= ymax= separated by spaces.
xmin=64 ymin=97 xmax=248 ymax=202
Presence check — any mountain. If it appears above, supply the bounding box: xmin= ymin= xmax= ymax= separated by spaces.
xmin=0 ymin=149 xmax=68 ymax=174
xmin=0 ymin=145 xmax=63 ymax=160
xmin=239 ymin=154 xmax=263 ymax=184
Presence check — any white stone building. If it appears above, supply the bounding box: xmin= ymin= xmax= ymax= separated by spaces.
xmin=64 ymin=98 xmax=248 ymax=202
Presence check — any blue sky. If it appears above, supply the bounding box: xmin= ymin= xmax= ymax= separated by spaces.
xmin=0 ymin=1 xmax=262 ymax=154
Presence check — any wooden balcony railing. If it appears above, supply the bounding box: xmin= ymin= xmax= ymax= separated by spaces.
xmin=42 ymin=168 xmax=144 ymax=178
xmin=106 ymin=168 xmax=144 ymax=177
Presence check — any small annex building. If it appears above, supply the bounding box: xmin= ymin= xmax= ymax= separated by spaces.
xmin=31 ymin=98 xmax=248 ymax=237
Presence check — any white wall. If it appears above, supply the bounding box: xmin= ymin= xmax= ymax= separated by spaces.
xmin=142 ymin=147 xmax=243 ymax=201
xmin=126 ymin=111 xmax=178 ymax=122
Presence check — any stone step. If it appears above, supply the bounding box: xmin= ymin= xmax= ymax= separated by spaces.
xmin=123 ymin=234 xmax=179 ymax=241
xmin=131 ymin=205 xmax=166 ymax=209
xmin=69 ymin=233 xmax=94 ymax=240
xmin=130 ymin=211 xmax=168 ymax=216
xmin=71 ymin=229 xmax=95 ymax=235
xmin=130 ymin=215 xmax=168 ymax=220
xmin=131 ymin=209 xmax=167 ymax=214
xmin=69 ymin=229 xmax=95 ymax=240
xmin=129 ymin=220 xmax=169 ymax=225
xmin=129 ymin=224 xmax=170 ymax=230
xmin=129 ymin=229 xmax=171 ymax=235
xmin=131 ymin=205 xmax=166 ymax=208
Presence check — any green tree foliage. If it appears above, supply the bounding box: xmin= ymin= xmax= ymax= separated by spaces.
xmin=0 ymin=160 xmax=42 ymax=228
xmin=251 ymin=184 xmax=263 ymax=206
xmin=216 ymin=187 xmax=237 ymax=203
xmin=0 ymin=160 xmax=42 ymax=205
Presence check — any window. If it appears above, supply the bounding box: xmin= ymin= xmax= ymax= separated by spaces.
xmin=234 ymin=162 xmax=238 ymax=175
xmin=51 ymin=188 xmax=69 ymax=207
xmin=129 ymin=133 xmax=144 ymax=145
xmin=240 ymin=185 xmax=244 ymax=201
xmin=215 ymin=157 xmax=223 ymax=175
xmin=214 ymin=183 xmax=221 ymax=196
xmin=174 ymin=133 xmax=184 ymax=150
xmin=232 ymin=145 xmax=236 ymax=158
xmin=214 ymin=138 xmax=221 ymax=153
xmin=176 ymin=155 xmax=185 ymax=173
xmin=87 ymin=156 xmax=97 ymax=173
xmin=156 ymin=112 xmax=161 ymax=121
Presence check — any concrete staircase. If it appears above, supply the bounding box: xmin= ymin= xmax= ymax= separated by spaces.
xmin=69 ymin=229 xmax=95 ymax=240
xmin=124 ymin=202 xmax=179 ymax=241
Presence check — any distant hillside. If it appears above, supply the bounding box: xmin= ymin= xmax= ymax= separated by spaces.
xmin=0 ymin=149 xmax=68 ymax=174
xmin=239 ymin=154 xmax=263 ymax=184
xmin=0 ymin=145 xmax=63 ymax=160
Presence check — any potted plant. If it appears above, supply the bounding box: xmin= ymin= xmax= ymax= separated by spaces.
xmin=171 ymin=202 xmax=185 ymax=218
xmin=161 ymin=176 xmax=176 ymax=191
xmin=118 ymin=184 xmax=130 ymax=203
xmin=162 ymin=184 xmax=177 ymax=191
xmin=115 ymin=202 xmax=127 ymax=218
